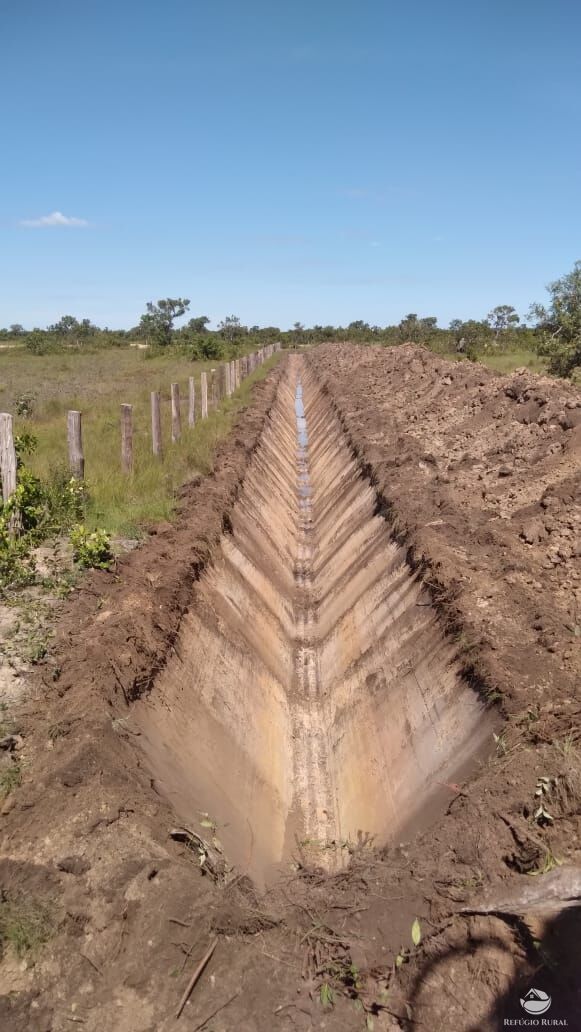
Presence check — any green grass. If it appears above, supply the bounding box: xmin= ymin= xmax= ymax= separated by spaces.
xmin=0 ymin=898 xmax=53 ymax=958
xmin=0 ymin=348 xmax=281 ymax=537
xmin=0 ymin=761 xmax=22 ymax=798
xmin=437 ymin=348 xmax=548 ymax=375
xmin=475 ymin=349 xmax=548 ymax=374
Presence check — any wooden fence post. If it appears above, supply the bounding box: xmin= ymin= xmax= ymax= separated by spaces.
xmin=201 ymin=372 xmax=208 ymax=418
xmin=67 ymin=410 xmax=85 ymax=479
xmin=0 ymin=413 xmax=17 ymax=504
xmin=121 ymin=404 xmax=133 ymax=474
xmin=210 ymin=368 xmax=217 ymax=407
xmin=188 ymin=376 xmax=195 ymax=427
xmin=151 ymin=391 xmax=162 ymax=457
xmin=220 ymin=363 xmax=229 ymax=399
xmin=235 ymin=358 xmax=240 ymax=388
xmin=171 ymin=383 xmax=181 ymax=442
xmin=230 ymin=360 xmax=235 ymax=392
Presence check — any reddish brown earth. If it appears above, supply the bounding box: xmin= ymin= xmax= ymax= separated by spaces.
xmin=1 ymin=344 xmax=580 ymax=1032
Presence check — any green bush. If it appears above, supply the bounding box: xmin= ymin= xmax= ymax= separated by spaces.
xmin=0 ymin=433 xmax=93 ymax=589
xmin=69 ymin=525 xmax=112 ymax=569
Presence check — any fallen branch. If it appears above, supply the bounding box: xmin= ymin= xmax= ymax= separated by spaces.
xmin=175 ymin=937 xmax=218 ymax=1020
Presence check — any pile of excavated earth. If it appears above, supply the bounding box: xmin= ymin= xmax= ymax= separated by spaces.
xmin=1 ymin=343 xmax=580 ymax=1031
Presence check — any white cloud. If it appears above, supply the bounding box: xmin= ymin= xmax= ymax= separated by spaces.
xmin=20 ymin=210 xmax=89 ymax=228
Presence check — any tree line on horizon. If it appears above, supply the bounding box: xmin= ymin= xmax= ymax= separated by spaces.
xmin=2 ymin=260 xmax=580 ymax=377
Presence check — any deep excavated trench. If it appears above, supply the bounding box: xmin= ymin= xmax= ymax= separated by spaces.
xmin=133 ymin=356 xmax=495 ymax=885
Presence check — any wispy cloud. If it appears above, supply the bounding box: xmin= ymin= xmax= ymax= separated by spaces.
xmin=20 ymin=210 xmax=89 ymax=228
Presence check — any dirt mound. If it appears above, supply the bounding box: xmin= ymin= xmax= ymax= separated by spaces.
xmin=1 ymin=345 xmax=580 ymax=1031
xmin=310 ymin=343 xmax=581 ymax=719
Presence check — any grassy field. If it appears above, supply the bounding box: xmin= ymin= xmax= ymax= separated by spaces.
xmin=474 ymin=349 xmax=548 ymax=374
xmin=436 ymin=348 xmax=548 ymax=375
xmin=0 ymin=346 xmax=281 ymax=538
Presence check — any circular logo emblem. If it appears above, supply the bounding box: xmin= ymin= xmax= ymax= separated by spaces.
xmin=520 ymin=988 xmax=552 ymax=1015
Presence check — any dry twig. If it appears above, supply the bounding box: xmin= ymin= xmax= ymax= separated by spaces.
xmin=175 ymin=937 xmax=218 ymax=1020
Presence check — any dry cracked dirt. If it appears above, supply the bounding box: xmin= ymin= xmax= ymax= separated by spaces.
xmin=1 ymin=343 xmax=580 ymax=1031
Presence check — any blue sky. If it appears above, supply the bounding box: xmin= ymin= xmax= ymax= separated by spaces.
xmin=1 ymin=0 xmax=580 ymax=330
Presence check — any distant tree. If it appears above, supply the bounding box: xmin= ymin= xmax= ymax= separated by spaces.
xmin=347 ymin=320 xmax=371 ymax=336
xmin=187 ymin=315 xmax=210 ymax=334
xmin=49 ymin=314 xmax=80 ymax=335
xmin=77 ymin=318 xmax=99 ymax=337
xmin=530 ymin=260 xmax=581 ymax=376
xmin=422 ymin=316 xmax=438 ymax=332
xmin=218 ymin=315 xmax=245 ymax=342
xmin=397 ymin=314 xmax=437 ymax=343
xmin=451 ymin=319 xmax=493 ymax=353
xmin=486 ymin=305 xmax=520 ymax=340
xmin=9 ymin=323 xmax=25 ymax=336
xmin=139 ymin=298 xmax=190 ymax=346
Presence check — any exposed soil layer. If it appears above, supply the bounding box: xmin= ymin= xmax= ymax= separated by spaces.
xmin=309 ymin=344 xmax=581 ymax=723
xmin=132 ymin=357 xmax=493 ymax=885
xmin=1 ymin=345 xmax=580 ymax=1032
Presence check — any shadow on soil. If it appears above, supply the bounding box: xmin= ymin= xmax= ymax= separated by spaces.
xmin=406 ymin=907 xmax=581 ymax=1030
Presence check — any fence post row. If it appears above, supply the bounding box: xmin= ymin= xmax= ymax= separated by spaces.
xmin=188 ymin=376 xmax=195 ymax=427
xmin=0 ymin=412 xmax=20 ymax=534
xmin=67 ymin=410 xmax=85 ymax=479
xmin=151 ymin=391 xmax=162 ymax=457
xmin=121 ymin=404 xmax=133 ymax=474
xmin=171 ymin=382 xmax=181 ymax=442
xmin=201 ymin=371 xmax=208 ymax=419
xmin=2 ymin=349 xmax=278 ymax=496
xmin=0 ymin=412 xmax=17 ymax=505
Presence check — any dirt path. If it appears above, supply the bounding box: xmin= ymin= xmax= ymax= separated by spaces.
xmin=1 ymin=345 xmax=580 ymax=1031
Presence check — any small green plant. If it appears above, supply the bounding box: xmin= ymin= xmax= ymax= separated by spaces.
xmin=320 ymin=983 xmax=334 ymax=1009
xmin=0 ymin=703 xmax=10 ymax=738
xmin=14 ymin=392 xmax=35 ymax=417
xmin=0 ymin=761 xmax=22 ymax=798
xmin=69 ymin=524 xmax=112 ymax=569
xmin=0 ymin=898 xmax=53 ymax=958
xmin=0 ymin=439 xmax=90 ymax=590
xmin=493 ymin=731 xmax=507 ymax=756
xmin=529 ymin=849 xmax=562 ymax=876
xmin=533 ymin=776 xmax=555 ymax=825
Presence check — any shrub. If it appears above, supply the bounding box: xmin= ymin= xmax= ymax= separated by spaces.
xmin=14 ymin=392 xmax=35 ymax=417
xmin=0 ymin=437 xmax=92 ymax=589
xmin=69 ymin=525 xmax=112 ymax=569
